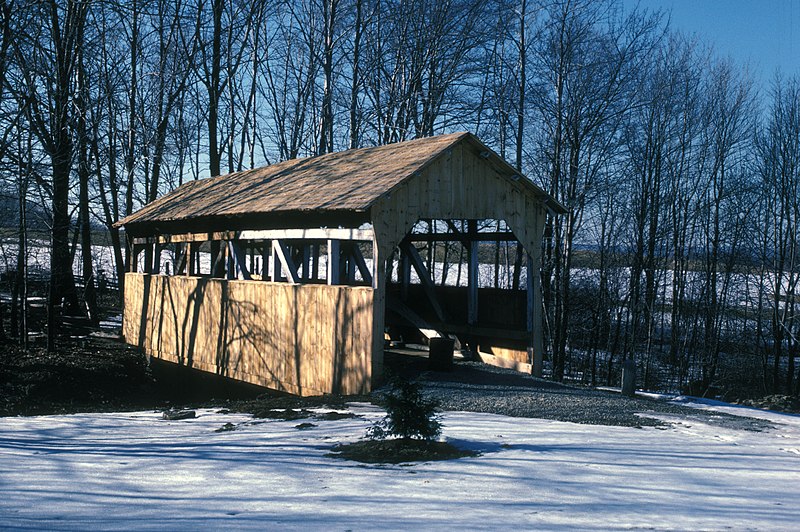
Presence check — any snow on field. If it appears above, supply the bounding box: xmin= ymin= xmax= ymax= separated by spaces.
xmin=0 ymin=401 xmax=799 ymax=531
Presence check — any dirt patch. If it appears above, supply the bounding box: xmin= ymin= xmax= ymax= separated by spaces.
xmin=0 ymin=335 xmax=371 ymax=418
xmin=253 ymin=408 xmax=315 ymax=421
xmin=229 ymin=394 xmax=369 ymax=419
xmin=0 ymin=338 xmax=155 ymax=416
xmin=327 ymin=438 xmax=477 ymax=464
xmin=249 ymin=407 xmax=362 ymax=422
xmin=736 ymin=395 xmax=800 ymax=413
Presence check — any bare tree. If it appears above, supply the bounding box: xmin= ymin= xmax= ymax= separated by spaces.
xmin=532 ymin=0 xmax=663 ymax=379
xmin=757 ymin=74 xmax=800 ymax=394
xmin=695 ymin=59 xmax=755 ymax=392
xmin=13 ymin=0 xmax=88 ymax=350
xmin=195 ymin=0 xmax=254 ymax=176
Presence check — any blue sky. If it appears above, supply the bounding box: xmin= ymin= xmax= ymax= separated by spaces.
xmin=627 ymin=0 xmax=800 ymax=88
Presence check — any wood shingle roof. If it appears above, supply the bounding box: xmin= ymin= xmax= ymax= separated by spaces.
xmin=118 ymin=132 xmax=563 ymax=234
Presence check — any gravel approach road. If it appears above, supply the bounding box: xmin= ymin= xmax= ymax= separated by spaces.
xmin=383 ymin=351 xmax=773 ymax=431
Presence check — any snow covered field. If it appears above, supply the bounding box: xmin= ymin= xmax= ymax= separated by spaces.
xmin=1 ymin=399 xmax=798 ymax=531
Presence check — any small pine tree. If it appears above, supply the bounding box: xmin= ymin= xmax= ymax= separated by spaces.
xmin=368 ymin=377 xmax=441 ymax=441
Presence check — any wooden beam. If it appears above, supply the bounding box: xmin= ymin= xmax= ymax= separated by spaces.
xmin=133 ymin=228 xmax=526 ymax=246
xmin=262 ymin=242 xmax=270 ymax=279
xmin=211 ymin=241 xmax=225 ymax=278
xmin=154 ymin=243 xmax=164 ymax=274
xmin=443 ymin=220 xmax=470 ymax=247
xmin=400 ymin=241 xmax=447 ymax=322
xmin=386 ymin=297 xmax=445 ymax=341
xmin=135 ymin=227 xmax=375 ymax=245
xmin=400 ymin=248 xmax=411 ymax=300
xmin=130 ymin=244 xmax=143 ymax=273
xmin=300 ymin=244 xmax=311 ymax=281
xmin=188 ymin=242 xmax=200 ymax=276
xmin=143 ymin=244 xmax=154 ymax=274
xmin=341 ymin=242 xmax=355 ymax=283
xmin=312 ymin=243 xmax=320 ymax=281
xmin=467 ymin=220 xmax=478 ymax=325
xmin=431 ymin=321 xmax=531 ymax=342
xmin=226 ymin=242 xmax=235 ymax=280
xmin=371 ymin=239 xmax=381 ymax=290
xmin=272 ymin=239 xmax=300 ymax=283
xmin=175 ymin=243 xmax=187 ymax=275
xmin=528 ymin=252 xmax=543 ymax=378
xmin=228 ymin=241 xmax=252 ymax=280
xmin=406 ymin=231 xmax=518 ymax=243
xmin=350 ymin=243 xmax=373 ymax=285
xmin=371 ymin=241 xmax=386 ymax=389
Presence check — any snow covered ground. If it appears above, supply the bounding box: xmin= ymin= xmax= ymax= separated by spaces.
xmin=0 ymin=399 xmax=798 ymax=531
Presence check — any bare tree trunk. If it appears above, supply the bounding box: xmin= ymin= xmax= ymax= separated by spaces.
xmin=208 ymin=0 xmax=223 ymax=177
xmin=77 ymin=54 xmax=98 ymax=324
xmin=42 ymin=0 xmax=87 ymax=350
xmin=318 ymin=0 xmax=337 ymax=155
xmin=349 ymin=0 xmax=363 ymax=149
xmin=123 ymin=0 xmax=138 ymax=275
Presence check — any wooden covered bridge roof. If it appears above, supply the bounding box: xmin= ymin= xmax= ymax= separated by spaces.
xmin=118 ymin=132 xmax=564 ymax=237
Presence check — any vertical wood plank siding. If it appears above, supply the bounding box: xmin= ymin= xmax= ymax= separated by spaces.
xmin=371 ymin=143 xmax=546 ymax=259
xmin=123 ymin=273 xmax=373 ymax=396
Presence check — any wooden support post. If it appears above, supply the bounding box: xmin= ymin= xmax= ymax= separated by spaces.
xmin=143 ymin=243 xmax=154 ymax=274
xmin=400 ymin=241 xmax=447 ymax=322
xmin=400 ymin=248 xmax=411 ymax=301
xmin=153 ymin=243 xmax=163 ymax=274
xmin=350 ymin=243 xmax=373 ymax=285
xmin=312 ymin=243 xmax=320 ymax=281
xmin=344 ymin=242 xmax=356 ymax=284
xmin=301 ymin=244 xmax=311 ymax=281
xmin=129 ymin=243 xmax=143 ymax=273
xmin=271 ymin=241 xmax=282 ymax=281
xmin=210 ymin=241 xmax=225 ymax=278
xmin=622 ymin=359 xmax=636 ymax=396
xmin=526 ymin=253 xmax=534 ymax=334
xmin=262 ymin=242 xmax=270 ymax=279
xmin=528 ymin=252 xmax=544 ymax=378
xmin=249 ymin=245 xmax=255 ymax=276
xmin=327 ymin=239 xmax=340 ymax=285
xmin=228 ymin=241 xmax=252 ymax=280
xmin=467 ymin=220 xmax=478 ymax=325
xmin=175 ymin=243 xmax=187 ymax=275
xmin=187 ymin=242 xmax=198 ymax=275
xmin=225 ymin=241 xmax=235 ymax=280
xmin=371 ymin=239 xmax=385 ymax=389
xmin=272 ymin=239 xmax=300 ymax=284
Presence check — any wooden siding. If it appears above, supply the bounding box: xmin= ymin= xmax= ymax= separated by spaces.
xmin=370 ymin=142 xmax=547 ymax=258
xmin=123 ymin=273 xmax=374 ymax=396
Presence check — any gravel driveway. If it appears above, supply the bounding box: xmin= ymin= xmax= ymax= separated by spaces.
xmin=383 ymin=351 xmax=773 ymax=431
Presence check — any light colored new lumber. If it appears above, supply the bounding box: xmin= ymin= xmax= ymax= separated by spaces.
xmin=123 ymin=273 xmax=373 ymax=396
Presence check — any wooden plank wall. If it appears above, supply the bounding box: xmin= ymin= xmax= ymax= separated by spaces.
xmin=123 ymin=273 xmax=374 ymax=396
xmin=370 ymin=142 xmax=546 ymax=259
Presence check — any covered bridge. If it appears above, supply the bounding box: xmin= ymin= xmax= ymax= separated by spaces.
xmin=118 ymin=132 xmax=564 ymax=396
